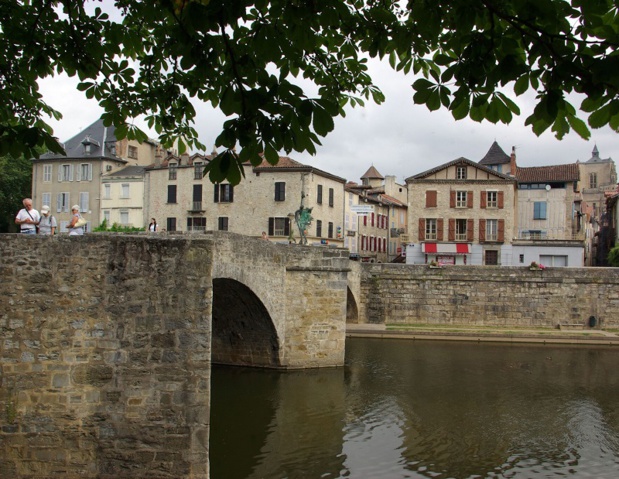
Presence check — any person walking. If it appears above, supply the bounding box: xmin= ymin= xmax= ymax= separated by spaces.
xmin=15 ymin=198 xmax=40 ymax=234
xmin=67 ymin=205 xmax=85 ymax=236
xmin=38 ymin=205 xmax=57 ymax=235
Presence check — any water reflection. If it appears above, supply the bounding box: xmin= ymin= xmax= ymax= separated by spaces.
xmin=211 ymin=339 xmax=619 ymax=478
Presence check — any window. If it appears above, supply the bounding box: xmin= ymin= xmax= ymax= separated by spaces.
xmin=456 ymin=191 xmax=467 ymax=208
xmin=169 ymin=163 xmax=177 ymax=180
xmin=329 ymin=188 xmax=334 ymax=207
xmin=43 ymin=164 xmax=52 ymax=182
xmin=268 ymin=217 xmax=291 ymax=237
xmin=128 ymin=145 xmax=138 ymax=159
xmin=214 ymin=184 xmax=234 ymax=203
xmin=455 ymin=219 xmax=467 ymax=241
xmin=218 ymin=217 xmax=229 ymax=231
xmin=328 ymin=222 xmax=334 ymax=239
xmin=42 ymin=193 xmax=51 ymax=208
xmin=167 ymin=217 xmax=177 ymax=232
xmin=79 ymin=192 xmax=89 ymax=212
xmin=192 ymin=185 xmax=203 ymax=211
xmin=540 ymin=255 xmax=568 ymax=267
xmin=589 ymin=172 xmax=597 ymax=188
xmin=486 ymin=191 xmax=498 ymax=208
xmin=275 ymin=182 xmax=286 ymax=201
xmin=456 ymin=166 xmax=467 ymax=179
xmin=316 ymin=220 xmax=322 ymax=237
xmin=317 ymin=185 xmax=323 ymax=204
xmin=167 ymin=185 xmax=177 ymax=204
xmin=120 ymin=184 xmax=130 ymax=198
xmin=425 ymin=190 xmax=437 ymax=208
xmin=103 ymin=184 xmax=111 ymax=199
xmin=425 ymin=219 xmax=437 ymax=240
xmin=485 ymin=250 xmax=499 ymax=265
xmin=120 ymin=210 xmax=129 ymax=225
xmin=187 ymin=217 xmax=206 ymax=232
xmin=103 ymin=210 xmax=111 ymax=224
xmin=56 ymin=192 xmax=70 ymax=213
xmin=78 ymin=163 xmax=92 ymax=181
xmin=58 ymin=164 xmax=73 ymax=182
xmin=486 ymin=219 xmax=498 ymax=241
xmin=534 ymin=201 xmax=547 ymax=220
xmin=194 ymin=163 xmax=203 ymax=180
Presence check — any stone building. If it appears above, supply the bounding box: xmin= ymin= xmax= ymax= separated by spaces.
xmin=345 ymin=166 xmax=408 ymax=263
xmin=145 ymin=153 xmax=347 ymax=244
xmin=31 ymin=119 xmax=158 ymax=232
xmin=100 ymin=166 xmax=147 ymax=228
xmin=405 ymin=157 xmax=517 ymax=265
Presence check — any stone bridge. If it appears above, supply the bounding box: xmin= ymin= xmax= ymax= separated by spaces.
xmin=0 ymin=233 xmax=355 ymax=479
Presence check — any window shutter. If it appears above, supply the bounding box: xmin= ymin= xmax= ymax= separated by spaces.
xmin=76 ymin=165 xmax=81 ymax=182
xmin=214 ymin=184 xmax=219 ymax=203
xmin=426 ymin=190 xmax=437 ymax=208
xmin=58 ymin=167 xmax=62 ymax=182
xmin=56 ymin=194 xmax=62 ymax=213
xmin=363 ymin=215 xmax=367 ymax=226
xmin=467 ymin=219 xmax=474 ymax=241
xmin=284 ymin=218 xmax=290 ymax=236
xmin=467 ymin=191 xmax=473 ymax=208
xmin=69 ymin=165 xmax=74 ymax=181
xmin=448 ymin=219 xmax=455 ymax=241
xmin=268 ymin=217 xmax=274 ymax=236
xmin=418 ymin=218 xmax=425 ymax=241
xmin=450 ymin=190 xmax=456 ymax=208
xmin=229 ymin=185 xmax=234 ymax=202
xmin=437 ymin=219 xmax=444 ymax=241
xmin=88 ymin=164 xmax=93 ymax=181
xmin=80 ymin=192 xmax=89 ymax=212
xmin=498 ymin=191 xmax=504 ymax=209
xmin=479 ymin=219 xmax=486 ymax=242
xmin=480 ymin=191 xmax=487 ymax=209
xmin=498 ymin=219 xmax=505 ymax=242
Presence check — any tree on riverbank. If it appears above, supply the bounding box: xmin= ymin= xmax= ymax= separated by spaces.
xmin=3 ymin=0 xmax=619 ymax=183
xmin=0 ymin=153 xmax=33 ymax=233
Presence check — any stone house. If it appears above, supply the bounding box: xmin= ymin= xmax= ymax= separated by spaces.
xmin=405 ymin=157 xmax=517 ymax=265
xmin=145 ymin=153 xmax=347 ymax=244
xmin=578 ymin=146 xmax=617 ymax=223
xmin=100 ymin=166 xmax=147 ymax=228
xmin=31 ymin=119 xmax=158 ymax=232
xmin=345 ymin=166 xmax=408 ymax=262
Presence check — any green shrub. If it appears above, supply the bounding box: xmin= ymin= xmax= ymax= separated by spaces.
xmin=608 ymin=245 xmax=619 ymax=267
xmin=93 ymin=219 xmax=145 ymax=233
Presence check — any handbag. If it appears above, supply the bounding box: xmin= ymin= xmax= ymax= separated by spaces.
xmin=74 ymin=216 xmax=88 ymax=228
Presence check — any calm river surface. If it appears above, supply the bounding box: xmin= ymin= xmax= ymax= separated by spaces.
xmin=210 ymin=338 xmax=619 ymax=479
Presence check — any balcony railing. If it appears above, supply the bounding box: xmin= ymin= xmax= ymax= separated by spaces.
xmin=188 ymin=201 xmax=204 ymax=212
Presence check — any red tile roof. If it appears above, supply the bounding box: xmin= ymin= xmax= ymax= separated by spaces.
xmin=516 ymin=163 xmax=579 ymax=183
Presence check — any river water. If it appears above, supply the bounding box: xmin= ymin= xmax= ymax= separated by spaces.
xmin=210 ymin=338 xmax=619 ymax=479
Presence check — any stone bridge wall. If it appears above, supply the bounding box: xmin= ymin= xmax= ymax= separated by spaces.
xmin=0 ymin=234 xmax=213 ymax=478
xmin=359 ymin=264 xmax=619 ymax=328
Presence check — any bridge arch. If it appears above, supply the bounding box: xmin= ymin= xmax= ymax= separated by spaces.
xmin=211 ymin=278 xmax=281 ymax=368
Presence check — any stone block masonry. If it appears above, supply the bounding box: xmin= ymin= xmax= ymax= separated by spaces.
xmin=0 ymin=234 xmax=213 ymax=479
xmin=359 ymin=264 xmax=619 ymax=329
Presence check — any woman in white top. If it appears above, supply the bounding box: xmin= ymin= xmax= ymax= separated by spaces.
xmin=149 ymin=218 xmax=158 ymax=232
xmin=68 ymin=205 xmax=84 ymax=236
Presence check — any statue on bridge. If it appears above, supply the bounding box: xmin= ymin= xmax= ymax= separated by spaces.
xmin=294 ymin=192 xmax=313 ymax=245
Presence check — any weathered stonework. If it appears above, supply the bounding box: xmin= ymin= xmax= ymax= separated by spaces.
xmin=358 ymin=264 xmax=619 ymax=328
xmin=0 ymin=233 xmax=349 ymax=478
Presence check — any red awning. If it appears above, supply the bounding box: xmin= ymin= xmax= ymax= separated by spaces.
xmin=422 ymin=243 xmax=471 ymax=254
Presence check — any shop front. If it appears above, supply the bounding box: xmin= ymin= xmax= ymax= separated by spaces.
xmin=422 ymin=242 xmax=471 ymax=265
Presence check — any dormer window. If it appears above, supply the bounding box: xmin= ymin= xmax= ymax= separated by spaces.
xmin=194 ymin=162 xmax=203 ymax=180
xmin=81 ymin=135 xmax=100 ymax=156
xmin=456 ymin=166 xmax=467 ymax=180
xmin=169 ymin=162 xmax=178 ymax=180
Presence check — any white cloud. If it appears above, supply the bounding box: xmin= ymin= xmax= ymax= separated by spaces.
xmin=39 ymin=52 xmax=617 ymax=186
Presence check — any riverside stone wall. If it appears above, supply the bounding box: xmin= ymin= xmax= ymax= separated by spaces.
xmin=0 ymin=234 xmax=213 ymax=479
xmin=359 ymin=264 xmax=619 ymax=328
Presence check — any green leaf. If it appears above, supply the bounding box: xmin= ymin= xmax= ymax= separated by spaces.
xmin=312 ymin=105 xmax=335 ymax=137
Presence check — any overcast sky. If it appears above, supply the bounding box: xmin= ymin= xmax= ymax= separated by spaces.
xmin=38 ymin=24 xmax=618 ymax=186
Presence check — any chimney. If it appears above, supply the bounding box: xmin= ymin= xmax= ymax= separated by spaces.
xmin=510 ymin=146 xmax=517 ymax=176
xmin=155 ymin=145 xmax=163 ymax=167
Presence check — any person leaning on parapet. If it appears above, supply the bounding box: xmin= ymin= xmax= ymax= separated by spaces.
xmin=67 ymin=205 xmax=84 ymax=236
xmin=15 ymin=198 xmax=40 ymax=234
xmin=38 ymin=205 xmax=57 ymax=235
xmin=149 ymin=218 xmax=158 ymax=232
xmin=261 ymin=231 xmax=270 ymax=241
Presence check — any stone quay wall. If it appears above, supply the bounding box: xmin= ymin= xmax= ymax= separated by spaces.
xmin=359 ymin=264 xmax=619 ymax=328
xmin=0 ymin=234 xmax=213 ymax=479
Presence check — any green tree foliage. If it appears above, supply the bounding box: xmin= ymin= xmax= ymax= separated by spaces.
xmin=3 ymin=0 xmax=619 ymax=184
xmin=608 ymin=245 xmax=619 ymax=267
xmin=0 ymin=153 xmax=33 ymax=232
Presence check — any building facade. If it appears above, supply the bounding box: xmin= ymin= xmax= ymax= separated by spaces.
xmin=31 ymin=119 xmax=158 ymax=232
xmin=405 ymin=157 xmax=517 ymax=265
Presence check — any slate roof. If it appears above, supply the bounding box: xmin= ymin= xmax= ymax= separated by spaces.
xmin=586 ymin=145 xmax=612 ymax=163
xmin=104 ymin=166 xmax=146 ymax=177
xmin=38 ymin=118 xmax=124 ymax=161
xmin=253 ymin=156 xmax=346 ymax=183
xmin=516 ymin=163 xmax=580 ymax=183
xmin=479 ymin=141 xmax=511 ymax=165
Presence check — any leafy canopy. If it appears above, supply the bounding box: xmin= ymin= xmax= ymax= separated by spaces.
xmin=3 ymin=0 xmax=619 ymax=184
